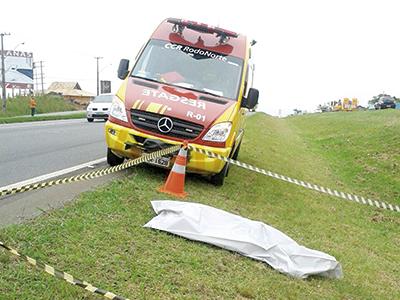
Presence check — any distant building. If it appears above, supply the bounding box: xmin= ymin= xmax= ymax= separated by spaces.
xmin=46 ymin=82 xmax=94 ymax=105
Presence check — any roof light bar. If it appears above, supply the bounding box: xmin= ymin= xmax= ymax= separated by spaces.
xmin=167 ymin=18 xmax=239 ymax=44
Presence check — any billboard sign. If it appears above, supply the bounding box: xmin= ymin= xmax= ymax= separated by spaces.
xmin=100 ymin=80 xmax=111 ymax=94
xmin=0 ymin=50 xmax=33 ymax=89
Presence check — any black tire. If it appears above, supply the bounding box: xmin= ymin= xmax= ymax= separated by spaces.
xmin=87 ymin=118 xmax=94 ymax=122
xmin=210 ymin=161 xmax=229 ymax=186
xmin=210 ymin=141 xmax=241 ymax=186
xmin=231 ymin=142 xmax=241 ymax=160
xmin=107 ymin=148 xmax=124 ymax=166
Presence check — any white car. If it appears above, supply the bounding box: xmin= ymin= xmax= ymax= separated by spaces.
xmin=86 ymin=94 xmax=113 ymax=122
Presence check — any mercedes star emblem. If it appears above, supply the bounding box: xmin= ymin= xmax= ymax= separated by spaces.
xmin=157 ymin=117 xmax=173 ymax=133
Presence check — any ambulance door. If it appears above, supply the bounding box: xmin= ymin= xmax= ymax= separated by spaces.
xmin=237 ymin=62 xmax=254 ymax=149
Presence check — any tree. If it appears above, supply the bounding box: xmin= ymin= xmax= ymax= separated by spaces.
xmin=369 ymin=93 xmax=395 ymax=104
xmin=293 ymin=108 xmax=302 ymax=115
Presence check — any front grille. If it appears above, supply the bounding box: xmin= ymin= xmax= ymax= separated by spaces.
xmin=130 ymin=109 xmax=204 ymax=140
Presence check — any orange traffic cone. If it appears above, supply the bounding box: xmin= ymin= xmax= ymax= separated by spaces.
xmin=158 ymin=141 xmax=188 ymax=198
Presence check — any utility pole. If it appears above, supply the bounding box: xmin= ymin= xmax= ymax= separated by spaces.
xmin=33 ymin=61 xmax=45 ymax=95
xmin=33 ymin=62 xmax=38 ymax=94
xmin=94 ymin=56 xmax=103 ymax=96
xmin=40 ymin=61 xmax=44 ymax=95
xmin=1 ymin=32 xmax=11 ymax=112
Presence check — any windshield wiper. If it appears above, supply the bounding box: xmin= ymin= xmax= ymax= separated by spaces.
xmin=132 ymin=75 xmax=163 ymax=85
xmin=199 ymin=89 xmax=223 ymax=98
xmin=169 ymin=84 xmax=223 ymax=98
xmin=133 ymin=76 xmax=223 ymax=99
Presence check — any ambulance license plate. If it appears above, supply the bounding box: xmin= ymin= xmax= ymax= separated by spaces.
xmin=147 ymin=157 xmax=170 ymax=168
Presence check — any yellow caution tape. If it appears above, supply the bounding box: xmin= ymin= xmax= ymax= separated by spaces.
xmin=0 ymin=145 xmax=180 ymax=198
xmin=188 ymin=145 xmax=400 ymax=214
xmin=0 ymin=241 xmax=130 ymax=300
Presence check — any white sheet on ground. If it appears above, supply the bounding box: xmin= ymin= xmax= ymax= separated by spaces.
xmin=144 ymin=200 xmax=343 ymax=279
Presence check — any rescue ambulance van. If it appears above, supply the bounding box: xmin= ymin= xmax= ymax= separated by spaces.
xmin=105 ymin=18 xmax=259 ymax=185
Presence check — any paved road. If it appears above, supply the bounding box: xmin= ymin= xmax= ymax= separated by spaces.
xmin=0 ymin=167 xmax=128 ymax=227
xmin=0 ymin=119 xmax=106 ymax=187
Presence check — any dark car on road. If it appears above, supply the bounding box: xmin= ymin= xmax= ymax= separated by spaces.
xmin=374 ymin=97 xmax=396 ymax=109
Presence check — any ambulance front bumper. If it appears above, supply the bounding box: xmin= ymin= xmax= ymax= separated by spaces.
xmin=105 ymin=121 xmax=230 ymax=174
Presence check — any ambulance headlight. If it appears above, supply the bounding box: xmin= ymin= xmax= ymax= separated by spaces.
xmin=203 ymin=122 xmax=232 ymax=142
xmin=110 ymin=96 xmax=128 ymax=122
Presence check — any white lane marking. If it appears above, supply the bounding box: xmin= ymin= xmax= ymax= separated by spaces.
xmin=0 ymin=157 xmax=106 ymax=191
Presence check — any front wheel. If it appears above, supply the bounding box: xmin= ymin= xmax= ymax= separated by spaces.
xmin=231 ymin=142 xmax=241 ymax=160
xmin=210 ymin=142 xmax=241 ymax=186
xmin=87 ymin=118 xmax=94 ymax=122
xmin=225 ymin=142 xmax=241 ymax=177
xmin=210 ymin=162 xmax=229 ymax=186
xmin=107 ymin=148 xmax=124 ymax=166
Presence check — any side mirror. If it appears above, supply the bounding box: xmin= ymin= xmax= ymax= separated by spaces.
xmin=242 ymin=88 xmax=259 ymax=109
xmin=117 ymin=59 xmax=130 ymax=80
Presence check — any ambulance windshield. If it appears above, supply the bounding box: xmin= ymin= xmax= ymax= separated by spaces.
xmin=131 ymin=39 xmax=243 ymax=100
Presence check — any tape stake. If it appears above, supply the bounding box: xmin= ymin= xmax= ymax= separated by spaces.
xmin=0 ymin=241 xmax=130 ymax=300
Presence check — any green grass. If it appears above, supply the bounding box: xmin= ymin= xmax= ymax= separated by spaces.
xmin=0 ymin=95 xmax=78 ymax=118
xmin=0 ymin=112 xmax=86 ymax=124
xmin=0 ymin=111 xmax=399 ymax=299
xmin=286 ymin=110 xmax=400 ymax=201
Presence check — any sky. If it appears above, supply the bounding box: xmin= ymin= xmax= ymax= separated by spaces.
xmin=1 ymin=0 xmax=399 ymax=116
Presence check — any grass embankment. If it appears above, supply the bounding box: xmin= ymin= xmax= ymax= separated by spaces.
xmin=0 ymin=95 xmax=84 ymax=123
xmin=0 ymin=111 xmax=399 ymax=299
xmin=0 ymin=113 xmax=86 ymax=124
xmin=0 ymin=95 xmax=78 ymax=117
xmin=286 ymin=110 xmax=400 ymax=202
